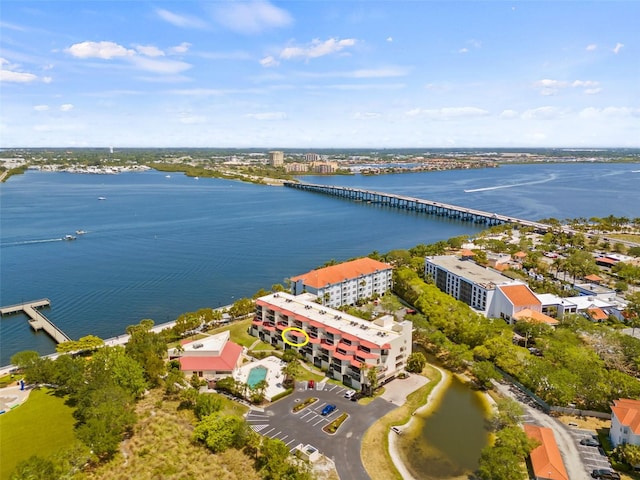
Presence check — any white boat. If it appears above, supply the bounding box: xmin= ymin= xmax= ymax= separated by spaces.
xmin=194 ymin=176 xmax=199 ymax=180
xmin=98 ymin=196 xmax=107 ymax=200
xmin=63 ymin=235 xmax=77 ymax=241
xmin=165 ymin=175 xmax=171 ymax=178
xmin=75 ymin=230 xmax=87 ymax=235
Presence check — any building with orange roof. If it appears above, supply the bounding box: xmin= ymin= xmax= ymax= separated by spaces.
xmin=290 ymin=257 xmax=393 ymax=308
xmin=513 ymin=308 xmax=559 ymax=326
xmin=587 ymin=307 xmax=609 ymax=322
xmin=250 ymin=292 xmax=412 ymax=391
xmin=610 ymin=398 xmax=640 ymax=447
xmin=168 ymin=331 xmax=243 ymax=380
xmin=524 ymin=424 xmax=569 ymax=480
xmin=488 ymin=283 xmax=542 ymax=323
xmin=584 ymin=273 xmax=603 ymax=283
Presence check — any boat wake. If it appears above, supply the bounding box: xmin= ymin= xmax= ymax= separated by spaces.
xmin=1 ymin=238 xmax=65 ymax=247
xmin=464 ymin=174 xmax=557 ymax=193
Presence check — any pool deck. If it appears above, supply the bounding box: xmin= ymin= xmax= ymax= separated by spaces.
xmin=234 ymin=356 xmax=288 ymax=401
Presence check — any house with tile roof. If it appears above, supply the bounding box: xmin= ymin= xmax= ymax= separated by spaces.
xmin=610 ymin=398 xmax=640 ymax=447
xmin=513 ymin=308 xmax=559 ymax=326
xmin=524 ymin=424 xmax=569 ymax=480
xmin=168 ymin=330 xmax=243 ymax=380
xmin=250 ymin=292 xmax=412 ymax=391
xmin=290 ymin=257 xmax=393 ymax=308
xmin=488 ymin=283 xmax=542 ymax=323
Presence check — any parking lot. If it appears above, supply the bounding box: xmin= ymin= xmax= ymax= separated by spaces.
xmin=567 ymin=425 xmax=612 ymax=475
xmin=245 ymin=381 xmax=395 ymax=480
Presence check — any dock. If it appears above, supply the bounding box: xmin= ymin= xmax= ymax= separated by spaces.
xmin=0 ymin=299 xmax=71 ymax=343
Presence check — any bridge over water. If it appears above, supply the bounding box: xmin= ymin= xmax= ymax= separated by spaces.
xmin=284 ymin=181 xmax=552 ymax=230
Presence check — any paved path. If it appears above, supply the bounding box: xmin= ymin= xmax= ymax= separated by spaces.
xmin=493 ymin=381 xmax=589 ymax=480
xmin=0 ymin=384 xmax=33 ymax=412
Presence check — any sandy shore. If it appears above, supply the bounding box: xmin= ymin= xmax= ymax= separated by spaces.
xmin=387 ymin=364 xmax=450 ymax=480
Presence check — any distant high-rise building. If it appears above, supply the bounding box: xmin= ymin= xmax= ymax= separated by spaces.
xmin=305 ymin=153 xmax=320 ymax=162
xmin=269 ymin=151 xmax=284 ymax=166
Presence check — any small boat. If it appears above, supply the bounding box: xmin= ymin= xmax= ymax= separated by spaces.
xmin=165 ymin=175 xmax=171 ymax=178
xmin=98 ymin=196 xmax=107 ymax=200
xmin=194 ymin=176 xmax=199 ymax=180
xmin=63 ymin=235 xmax=77 ymax=241
xmin=75 ymin=230 xmax=87 ymax=235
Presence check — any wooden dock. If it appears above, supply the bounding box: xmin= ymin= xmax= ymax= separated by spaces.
xmin=0 ymin=299 xmax=71 ymax=343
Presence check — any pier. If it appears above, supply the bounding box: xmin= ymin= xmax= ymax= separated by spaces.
xmin=0 ymin=299 xmax=71 ymax=344
xmin=284 ymin=182 xmax=553 ymax=231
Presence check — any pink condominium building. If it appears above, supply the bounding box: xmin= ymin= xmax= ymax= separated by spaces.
xmin=250 ymin=292 xmax=412 ymax=391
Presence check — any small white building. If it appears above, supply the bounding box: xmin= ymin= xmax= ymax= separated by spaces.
xmin=610 ymin=398 xmax=640 ymax=447
xmin=168 ymin=331 xmax=243 ymax=380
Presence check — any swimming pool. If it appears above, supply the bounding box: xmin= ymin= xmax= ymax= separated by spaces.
xmin=247 ymin=366 xmax=268 ymax=388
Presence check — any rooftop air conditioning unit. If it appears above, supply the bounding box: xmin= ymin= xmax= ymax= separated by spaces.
xmin=193 ymin=343 xmax=204 ymax=349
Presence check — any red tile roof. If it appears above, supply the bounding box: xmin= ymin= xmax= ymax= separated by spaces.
xmin=499 ymin=284 xmax=541 ymax=307
xmin=584 ymin=274 xmax=603 ymax=282
xmin=587 ymin=307 xmax=608 ymax=321
xmin=459 ymin=249 xmax=475 ymax=257
xmin=179 ymin=341 xmax=242 ymax=373
xmin=612 ymin=399 xmax=640 ymax=434
xmin=514 ymin=251 xmax=527 ymax=258
xmin=514 ymin=309 xmax=559 ymax=326
xmin=524 ymin=424 xmax=569 ymax=480
xmin=596 ymin=257 xmax=617 ymax=266
xmin=290 ymin=257 xmax=392 ymax=289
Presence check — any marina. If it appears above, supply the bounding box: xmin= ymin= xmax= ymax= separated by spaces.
xmin=0 ymin=299 xmax=71 ymax=344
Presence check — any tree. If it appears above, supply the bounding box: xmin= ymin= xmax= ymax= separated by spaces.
xmin=229 ymin=297 xmax=255 ymax=318
xmin=624 ymin=292 xmax=640 ymax=336
xmin=281 ymin=361 xmax=302 ymax=387
xmin=56 ymin=335 xmax=104 ymax=354
xmin=125 ymin=319 xmax=166 ymax=385
xmin=9 ymin=456 xmax=55 ymax=480
xmin=471 ymin=361 xmax=499 ymax=390
xmin=406 ymin=352 xmax=427 ymax=373
xmin=491 ymin=398 xmax=525 ymax=430
xmin=10 ymin=350 xmax=40 ymax=370
xmin=193 ymin=413 xmax=250 ymax=453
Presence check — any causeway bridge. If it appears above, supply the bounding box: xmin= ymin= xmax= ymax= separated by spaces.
xmin=284 ymin=182 xmax=552 ymax=230
xmin=0 ymin=299 xmax=71 ymax=344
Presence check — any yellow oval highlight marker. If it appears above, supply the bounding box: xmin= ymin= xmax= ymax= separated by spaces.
xmin=281 ymin=327 xmax=310 ymax=347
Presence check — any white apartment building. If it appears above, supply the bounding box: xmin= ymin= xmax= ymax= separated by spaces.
xmin=250 ymin=292 xmax=413 ymax=390
xmin=610 ymin=398 xmax=640 ymax=447
xmin=305 ymin=153 xmax=321 ymax=162
xmin=290 ymin=257 xmax=393 ymax=308
xmin=425 ymin=255 xmax=515 ymax=315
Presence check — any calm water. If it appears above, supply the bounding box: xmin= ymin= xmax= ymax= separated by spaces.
xmin=397 ymin=374 xmax=491 ymax=479
xmin=1 ymin=162 xmax=639 ymax=364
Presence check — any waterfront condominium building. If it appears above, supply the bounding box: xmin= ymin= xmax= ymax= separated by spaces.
xmin=290 ymin=257 xmax=393 ymax=308
xmin=268 ymin=150 xmax=284 ymax=166
xmin=304 ymin=153 xmax=321 ymax=162
xmin=424 ymin=255 xmax=515 ymax=315
xmin=250 ymin=292 xmax=413 ymax=390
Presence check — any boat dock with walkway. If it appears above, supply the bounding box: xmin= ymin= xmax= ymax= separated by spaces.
xmin=0 ymin=299 xmax=71 ymax=344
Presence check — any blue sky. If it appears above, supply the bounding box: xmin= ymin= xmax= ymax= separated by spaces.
xmin=1 ymin=1 xmax=638 ymax=148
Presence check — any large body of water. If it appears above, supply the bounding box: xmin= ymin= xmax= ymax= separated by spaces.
xmin=1 ymin=162 xmax=639 ymax=364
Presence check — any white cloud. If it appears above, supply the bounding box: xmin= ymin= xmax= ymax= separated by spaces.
xmin=386 ymin=37 xmax=393 ymax=42
xmin=0 ymin=69 xmax=37 ymax=83
xmin=500 ymin=109 xmax=519 ymax=118
xmin=135 ymin=45 xmax=165 ymax=57
xmin=213 ymin=0 xmax=292 ymax=34
xmin=179 ymin=114 xmax=207 ymax=124
xmin=579 ymin=107 xmax=639 ymax=118
xmin=279 ymin=38 xmax=357 ymax=61
xmin=353 ymin=112 xmax=381 ymax=120
xmin=298 ymin=67 xmax=409 ymax=79
xmin=584 ymin=88 xmax=602 ymax=95
xmin=169 ymin=42 xmax=191 ymax=54
xmin=613 ymin=42 xmax=624 ymax=54
xmin=521 ymin=106 xmax=562 ymax=120
xmin=33 ymin=105 xmax=49 ymax=111
xmin=130 ymin=56 xmax=192 ymax=74
xmin=535 ymin=78 xmax=600 ymax=95
xmin=60 ymin=104 xmax=74 ymax=111
xmin=571 ymin=80 xmax=598 ymax=88
xmin=67 ymin=41 xmax=135 ymax=59
xmin=458 ymin=48 xmax=468 ymax=54
xmin=246 ymin=112 xmax=287 ymax=120
xmin=405 ymin=107 xmax=489 ymax=118
xmin=260 ymin=55 xmax=279 ymax=67
xmin=42 ymin=76 xmax=53 ymax=84
xmin=156 ymin=9 xmax=207 ymax=29
xmin=586 ymin=44 xmax=597 ymax=52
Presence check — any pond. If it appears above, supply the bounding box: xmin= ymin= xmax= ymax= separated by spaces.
xmin=396 ymin=372 xmax=491 ymax=479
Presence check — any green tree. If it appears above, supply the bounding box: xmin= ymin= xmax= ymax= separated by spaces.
xmin=471 ymin=361 xmax=499 ymax=390
xmin=125 ymin=319 xmax=166 ymax=385
xmin=9 ymin=456 xmax=55 ymax=480
xmin=406 ymin=352 xmax=427 ymax=373
xmin=281 ymin=360 xmax=302 ymax=387
xmin=624 ymin=292 xmax=640 ymax=336
xmin=193 ymin=413 xmax=250 ymax=453
xmin=229 ymin=297 xmax=255 ymax=318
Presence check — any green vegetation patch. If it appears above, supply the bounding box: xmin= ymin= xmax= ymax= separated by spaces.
xmin=208 ymin=319 xmax=256 ymax=348
xmin=292 ymin=397 xmax=318 ymax=413
xmin=323 ymin=413 xmax=349 ymax=434
xmin=0 ymin=388 xmax=76 ymax=480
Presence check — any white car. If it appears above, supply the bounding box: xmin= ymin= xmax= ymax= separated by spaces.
xmin=344 ymin=390 xmax=356 ymax=399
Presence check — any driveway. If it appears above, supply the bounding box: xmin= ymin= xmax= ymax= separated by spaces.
xmin=246 ymin=382 xmax=395 ymax=480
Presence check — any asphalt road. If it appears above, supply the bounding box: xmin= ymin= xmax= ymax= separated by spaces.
xmin=246 ymin=383 xmax=395 ymax=480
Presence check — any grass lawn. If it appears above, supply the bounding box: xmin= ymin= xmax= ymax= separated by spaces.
xmin=208 ymin=319 xmax=256 ymax=348
xmin=360 ymin=365 xmax=442 ymax=480
xmin=0 ymin=388 xmax=76 ymax=480
xmin=607 ymin=233 xmax=640 ymax=243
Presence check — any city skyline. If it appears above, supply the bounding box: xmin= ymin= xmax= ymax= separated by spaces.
xmin=1 ymin=1 xmax=638 ymax=148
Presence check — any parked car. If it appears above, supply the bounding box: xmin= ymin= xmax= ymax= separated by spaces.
xmin=344 ymin=390 xmax=355 ymax=399
xmin=308 ymin=380 xmax=315 ymax=389
xmin=591 ymin=469 xmax=620 ymax=480
xmin=321 ymin=404 xmax=336 ymax=416
xmin=351 ymin=392 xmax=363 ymax=402
xmin=391 ymin=427 xmax=402 ymax=435
xmin=580 ymin=437 xmax=600 ymax=447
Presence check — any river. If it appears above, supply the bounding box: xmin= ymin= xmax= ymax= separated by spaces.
xmin=1 ymin=162 xmax=639 ymax=364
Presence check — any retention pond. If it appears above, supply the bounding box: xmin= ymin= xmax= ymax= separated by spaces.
xmin=396 ymin=372 xmax=491 ymax=479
